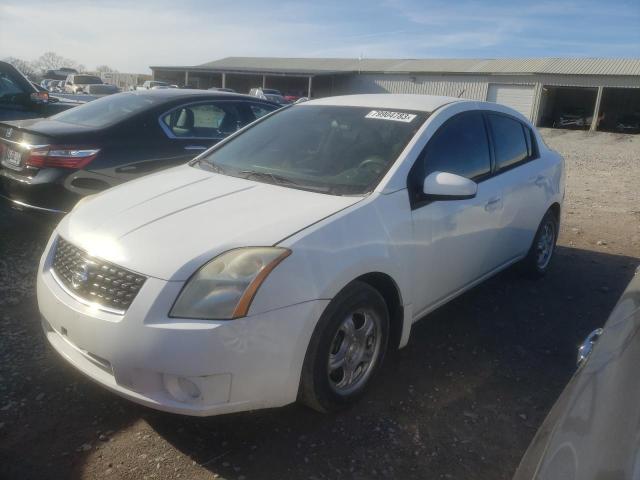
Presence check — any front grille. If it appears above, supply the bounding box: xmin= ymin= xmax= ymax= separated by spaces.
xmin=52 ymin=237 xmax=146 ymax=313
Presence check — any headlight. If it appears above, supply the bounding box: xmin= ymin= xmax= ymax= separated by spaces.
xmin=170 ymin=247 xmax=291 ymax=320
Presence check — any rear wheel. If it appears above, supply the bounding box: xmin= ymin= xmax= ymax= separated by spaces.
xmin=299 ymin=281 xmax=389 ymax=412
xmin=521 ymin=209 xmax=559 ymax=277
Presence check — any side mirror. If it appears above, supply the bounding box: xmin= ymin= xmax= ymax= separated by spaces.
xmin=423 ymin=171 xmax=477 ymax=199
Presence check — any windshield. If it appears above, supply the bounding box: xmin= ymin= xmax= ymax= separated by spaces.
xmin=51 ymin=92 xmax=162 ymax=127
xmin=74 ymin=75 xmax=102 ymax=85
xmin=196 ymin=105 xmax=427 ymax=195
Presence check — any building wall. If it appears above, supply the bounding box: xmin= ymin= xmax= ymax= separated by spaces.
xmin=335 ymin=73 xmax=639 ymax=96
xmin=333 ymin=72 xmax=640 ymax=123
xmin=334 ymin=73 xmax=490 ymax=99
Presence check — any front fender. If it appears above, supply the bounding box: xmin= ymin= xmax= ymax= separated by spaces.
xmin=249 ymin=191 xmax=414 ymax=321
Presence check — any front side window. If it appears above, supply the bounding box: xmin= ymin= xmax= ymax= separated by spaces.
xmin=161 ymin=102 xmax=242 ymax=139
xmin=424 ymin=112 xmax=491 ymax=179
xmin=196 ymin=105 xmax=427 ymax=195
xmin=488 ymin=114 xmax=529 ymax=171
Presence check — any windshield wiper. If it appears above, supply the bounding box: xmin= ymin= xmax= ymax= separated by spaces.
xmin=239 ymin=170 xmax=301 ymax=186
xmin=238 ymin=170 xmax=331 ymax=193
xmin=195 ymin=158 xmax=225 ymax=174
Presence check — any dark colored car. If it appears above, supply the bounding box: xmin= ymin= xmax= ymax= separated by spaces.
xmin=0 ymin=89 xmax=279 ymax=214
xmin=44 ymin=68 xmax=79 ymax=81
xmin=513 ymin=267 xmax=640 ymax=480
xmin=0 ymin=61 xmax=80 ymax=121
xmin=615 ymin=113 xmax=640 ymax=134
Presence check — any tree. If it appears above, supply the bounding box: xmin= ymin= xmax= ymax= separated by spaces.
xmin=34 ymin=51 xmax=85 ymax=73
xmin=95 ymin=65 xmax=118 ymax=74
xmin=2 ymin=57 xmax=39 ymax=80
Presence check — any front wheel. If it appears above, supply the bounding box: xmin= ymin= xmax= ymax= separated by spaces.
xmin=299 ymin=281 xmax=389 ymax=413
xmin=521 ymin=209 xmax=559 ymax=277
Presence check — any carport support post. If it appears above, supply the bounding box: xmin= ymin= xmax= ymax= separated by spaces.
xmin=308 ymin=76 xmax=313 ymax=98
xmin=591 ymin=86 xmax=603 ymax=131
xmin=262 ymin=75 xmax=266 ymax=88
xmin=185 ymin=71 xmax=189 ymax=88
xmin=221 ymin=73 xmax=226 ymax=89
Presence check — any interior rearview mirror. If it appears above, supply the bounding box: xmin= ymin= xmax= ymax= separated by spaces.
xmin=423 ymin=171 xmax=477 ymax=199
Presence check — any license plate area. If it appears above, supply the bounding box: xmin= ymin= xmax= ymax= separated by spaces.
xmin=1 ymin=146 xmax=23 ymax=170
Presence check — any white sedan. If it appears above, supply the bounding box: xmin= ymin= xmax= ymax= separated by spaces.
xmin=37 ymin=94 xmax=564 ymax=416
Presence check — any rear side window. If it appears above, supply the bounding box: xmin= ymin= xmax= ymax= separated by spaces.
xmin=488 ymin=114 xmax=529 ymax=171
xmin=249 ymin=103 xmax=277 ymax=121
xmin=52 ymin=93 xmax=162 ymax=127
xmin=424 ymin=111 xmax=491 ymax=179
xmin=161 ymin=102 xmax=242 ymax=139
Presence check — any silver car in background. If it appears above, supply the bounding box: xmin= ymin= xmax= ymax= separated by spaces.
xmin=64 ymin=74 xmax=118 ymax=95
xmin=514 ymin=267 xmax=640 ymax=480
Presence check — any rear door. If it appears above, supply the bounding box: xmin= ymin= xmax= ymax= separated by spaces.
xmin=485 ymin=113 xmax=550 ymax=261
xmin=101 ymin=100 xmax=278 ymax=183
xmin=158 ymin=100 xmax=276 ymax=154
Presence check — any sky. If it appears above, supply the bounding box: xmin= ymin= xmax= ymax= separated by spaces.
xmin=1 ymin=0 xmax=639 ymax=73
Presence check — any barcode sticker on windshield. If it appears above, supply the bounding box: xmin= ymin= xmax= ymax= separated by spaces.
xmin=365 ymin=110 xmax=416 ymax=123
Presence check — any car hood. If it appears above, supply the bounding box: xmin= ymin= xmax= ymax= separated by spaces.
xmin=58 ymin=165 xmax=363 ymax=281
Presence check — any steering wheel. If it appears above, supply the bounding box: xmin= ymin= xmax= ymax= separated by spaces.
xmin=357 ymin=157 xmax=387 ymax=175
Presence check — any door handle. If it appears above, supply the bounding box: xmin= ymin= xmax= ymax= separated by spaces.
xmin=184 ymin=145 xmax=207 ymax=151
xmin=484 ymin=197 xmax=502 ymax=211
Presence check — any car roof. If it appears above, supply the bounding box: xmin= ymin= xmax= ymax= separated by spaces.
xmin=125 ymin=88 xmax=275 ymax=103
xmin=304 ymin=94 xmax=464 ymax=113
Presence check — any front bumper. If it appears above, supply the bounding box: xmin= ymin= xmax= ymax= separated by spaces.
xmin=38 ymin=244 xmax=327 ymax=416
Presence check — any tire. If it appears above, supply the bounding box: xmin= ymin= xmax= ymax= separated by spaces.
xmin=299 ymin=281 xmax=389 ymax=413
xmin=521 ymin=209 xmax=559 ymax=277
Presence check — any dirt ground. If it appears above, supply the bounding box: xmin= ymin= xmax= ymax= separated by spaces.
xmin=1 ymin=129 xmax=639 ymax=480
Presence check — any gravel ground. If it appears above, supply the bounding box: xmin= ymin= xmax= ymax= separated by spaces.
xmin=0 ymin=129 xmax=638 ymax=480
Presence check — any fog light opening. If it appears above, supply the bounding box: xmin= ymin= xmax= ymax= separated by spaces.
xmin=163 ymin=374 xmax=202 ymax=402
xmin=178 ymin=377 xmax=201 ymax=399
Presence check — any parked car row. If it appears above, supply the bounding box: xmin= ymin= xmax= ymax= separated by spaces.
xmin=552 ymin=107 xmax=639 ymax=133
xmin=40 ymin=73 xmax=119 ymax=96
xmin=63 ymin=74 xmax=119 ymax=95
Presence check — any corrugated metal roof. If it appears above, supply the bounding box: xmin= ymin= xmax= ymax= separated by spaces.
xmin=151 ymin=57 xmax=640 ymax=76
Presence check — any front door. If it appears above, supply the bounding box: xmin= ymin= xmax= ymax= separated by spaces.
xmin=409 ymin=111 xmax=503 ymax=316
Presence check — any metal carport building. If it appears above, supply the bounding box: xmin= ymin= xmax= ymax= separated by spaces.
xmin=150 ymin=57 xmax=640 ymax=132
